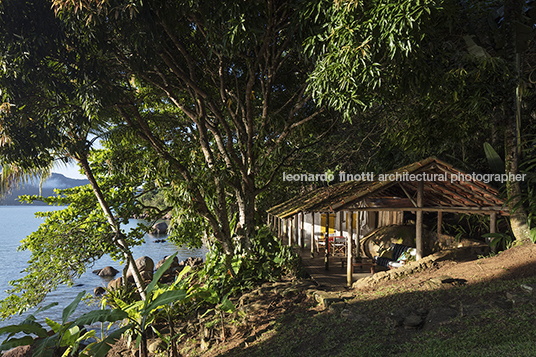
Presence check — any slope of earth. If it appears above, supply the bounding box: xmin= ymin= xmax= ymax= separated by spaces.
xmin=182 ymin=242 xmax=536 ymax=357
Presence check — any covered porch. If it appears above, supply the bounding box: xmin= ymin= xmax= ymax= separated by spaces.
xmin=267 ymin=157 xmax=509 ymax=287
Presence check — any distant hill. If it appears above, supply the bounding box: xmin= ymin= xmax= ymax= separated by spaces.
xmin=0 ymin=173 xmax=89 ymax=205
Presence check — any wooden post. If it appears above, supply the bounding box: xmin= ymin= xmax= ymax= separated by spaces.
xmin=325 ymin=213 xmax=330 ymax=270
xmin=300 ymin=212 xmax=305 ymax=249
xmin=416 ymin=180 xmax=424 ymax=260
xmin=295 ymin=214 xmax=299 ymax=248
xmin=437 ymin=211 xmax=443 ymax=239
xmin=283 ymin=218 xmax=288 ymax=244
xmin=339 ymin=212 xmax=343 ymax=236
xmin=288 ymin=218 xmax=293 ymax=246
xmin=311 ymin=212 xmax=315 ymax=258
xmin=347 ymin=211 xmax=353 ymax=287
xmin=489 ymin=212 xmax=497 ymax=252
xmin=356 ymin=211 xmax=361 ymax=259
xmin=490 ymin=212 xmax=497 ymax=233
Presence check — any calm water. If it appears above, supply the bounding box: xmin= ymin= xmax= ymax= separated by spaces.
xmin=0 ymin=205 xmax=207 ymax=329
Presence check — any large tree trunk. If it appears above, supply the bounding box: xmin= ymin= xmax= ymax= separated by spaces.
xmin=236 ymin=176 xmax=256 ymax=251
xmin=503 ymin=0 xmax=531 ymax=242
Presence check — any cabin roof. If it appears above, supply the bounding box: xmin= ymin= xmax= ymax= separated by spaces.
xmin=267 ymin=157 xmax=509 ymax=219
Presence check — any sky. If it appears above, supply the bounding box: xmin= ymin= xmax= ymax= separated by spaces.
xmin=52 ymin=161 xmax=86 ymax=180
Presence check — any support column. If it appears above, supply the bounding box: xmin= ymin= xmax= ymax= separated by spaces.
xmin=416 ymin=181 xmax=424 ymax=260
xmin=294 ymin=214 xmax=299 ymax=248
xmin=311 ymin=212 xmax=315 ymax=258
xmin=325 ymin=212 xmax=330 ymax=270
xmin=288 ymin=218 xmax=293 ymax=246
xmin=347 ymin=211 xmax=353 ymax=287
xmin=356 ymin=212 xmax=361 ymax=259
xmin=300 ymin=212 xmax=305 ymax=249
xmin=490 ymin=212 xmax=497 ymax=234
xmin=339 ymin=212 xmax=343 ymax=236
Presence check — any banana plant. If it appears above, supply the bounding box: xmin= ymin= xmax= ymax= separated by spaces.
xmin=108 ymin=252 xmax=189 ymax=357
xmin=0 ymin=291 xmax=129 ymax=357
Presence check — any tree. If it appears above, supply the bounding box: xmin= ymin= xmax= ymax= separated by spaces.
xmin=50 ymin=0 xmax=331 ymax=266
xmin=305 ymin=0 xmax=536 ymax=242
xmin=0 ymin=0 xmax=149 ymax=305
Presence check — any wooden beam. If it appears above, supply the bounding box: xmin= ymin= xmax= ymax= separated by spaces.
xmin=319 ymin=206 xmax=508 ymax=215
xmin=398 ymin=182 xmax=417 ymax=207
xmin=416 ymin=180 xmax=424 ymax=260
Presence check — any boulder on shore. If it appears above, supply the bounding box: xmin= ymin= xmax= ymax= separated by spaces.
xmin=180 ymin=256 xmax=204 ymax=268
xmin=152 ymin=221 xmax=168 ymax=234
xmin=127 ymin=256 xmax=154 ymax=281
xmin=155 ymin=255 xmax=180 ymax=275
xmin=92 ymin=266 xmax=119 ymax=277
xmin=107 ymin=277 xmax=122 ymax=290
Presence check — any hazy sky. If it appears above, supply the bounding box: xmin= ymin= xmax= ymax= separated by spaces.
xmin=52 ymin=161 xmax=86 ymax=180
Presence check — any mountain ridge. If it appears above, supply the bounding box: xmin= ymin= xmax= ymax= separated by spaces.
xmin=0 ymin=173 xmax=89 ymax=205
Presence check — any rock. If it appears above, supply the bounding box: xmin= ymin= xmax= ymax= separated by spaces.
xmin=3 ymin=345 xmax=34 ymax=357
xmin=93 ymin=266 xmax=119 ymax=277
xmin=506 ymin=292 xmax=530 ymax=306
xmin=521 ymin=284 xmax=536 ymax=294
xmin=424 ymin=307 xmax=458 ymax=330
xmin=147 ymin=338 xmax=165 ymax=354
xmin=184 ymin=256 xmax=203 ymax=267
xmin=127 ymin=256 xmax=154 ymax=280
xmin=328 ymin=301 xmax=346 ymax=313
xmin=128 ymin=270 xmax=153 ymax=283
xmin=155 ymin=255 xmax=179 ymax=274
xmin=403 ymin=314 xmax=423 ymax=329
xmin=152 ymin=221 xmax=168 ymax=234
xmin=107 ymin=277 xmax=122 ymax=290
xmin=94 ymin=287 xmax=106 ymax=296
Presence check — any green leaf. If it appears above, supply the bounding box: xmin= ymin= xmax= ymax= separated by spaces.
xmin=142 ymin=290 xmax=187 ymax=314
xmin=85 ymin=326 xmax=130 ymax=357
xmin=0 ymin=323 xmax=47 ymax=339
xmin=45 ymin=318 xmax=62 ymax=333
xmin=218 ymin=297 xmax=235 ymax=313
xmin=62 ymin=291 xmax=85 ymax=324
xmin=74 ymin=309 xmax=128 ymax=326
xmin=0 ymin=336 xmax=35 ymax=351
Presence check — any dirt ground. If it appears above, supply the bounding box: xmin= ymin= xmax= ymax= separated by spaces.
xmin=370 ymin=241 xmax=536 ymax=291
xmin=189 ymin=242 xmax=536 ymax=357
